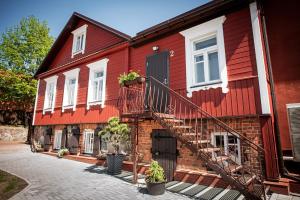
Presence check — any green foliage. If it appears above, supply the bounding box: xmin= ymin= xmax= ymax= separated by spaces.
xmin=118 ymin=71 xmax=140 ymax=86
xmin=0 ymin=69 xmax=37 ymax=108
xmin=0 ymin=16 xmax=54 ymax=75
xmin=98 ymin=117 xmax=131 ymax=154
xmin=145 ymin=160 xmax=166 ymax=183
xmin=57 ymin=148 xmax=69 ymax=158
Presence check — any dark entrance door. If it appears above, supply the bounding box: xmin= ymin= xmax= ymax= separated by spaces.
xmin=151 ymin=129 xmax=177 ymax=182
xmin=146 ymin=51 xmax=169 ymax=113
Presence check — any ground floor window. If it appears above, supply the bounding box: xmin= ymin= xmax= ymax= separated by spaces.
xmin=53 ymin=130 xmax=62 ymax=150
xmin=211 ymin=132 xmax=241 ymax=165
xmin=84 ymin=130 xmax=94 ymax=154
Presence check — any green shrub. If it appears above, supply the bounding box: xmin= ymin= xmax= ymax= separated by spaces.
xmin=98 ymin=117 xmax=130 ymax=154
xmin=57 ymin=148 xmax=69 ymax=158
xmin=145 ymin=160 xmax=166 ymax=183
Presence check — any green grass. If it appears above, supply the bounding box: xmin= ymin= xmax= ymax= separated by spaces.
xmin=0 ymin=170 xmax=28 ymax=200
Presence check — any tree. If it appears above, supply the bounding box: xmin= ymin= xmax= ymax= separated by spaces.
xmin=0 ymin=16 xmax=54 ymax=75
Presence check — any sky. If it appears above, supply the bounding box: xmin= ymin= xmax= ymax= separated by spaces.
xmin=0 ymin=0 xmax=210 ymax=38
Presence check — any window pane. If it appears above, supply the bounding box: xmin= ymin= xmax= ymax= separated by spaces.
xmin=194 ymin=37 xmax=217 ymax=51
xmin=95 ymin=71 xmax=103 ymax=78
xmin=195 ymin=55 xmax=203 ymax=63
xmin=97 ymin=79 xmax=103 ymax=101
xmin=208 ymin=52 xmax=220 ymax=81
xmin=80 ymin=34 xmax=84 ymax=50
xmin=195 ymin=62 xmax=205 ymax=83
xmin=76 ymin=36 xmax=81 ymax=52
xmin=93 ymin=81 xmax=98 ymax=101
xmin=68 ymin=79 xmax=76 ymax=105
xmin=48 ymin=83 xmax=54 ymax=108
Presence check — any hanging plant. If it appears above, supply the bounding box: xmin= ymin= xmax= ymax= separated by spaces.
xmin=118 ymin=71 xmax=145 ymax=87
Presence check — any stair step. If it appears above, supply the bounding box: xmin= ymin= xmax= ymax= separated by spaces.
xmin=199 ymin=148 xmax=221 ymax=153
xmin=226 ymin=165 xmax=243 ymax=173
xmin=155 ymin=113 xmax=175 ymax=119
xmin=212 ymin=156 xmax=230 ymax=162
xmin=164 ymin=118 xmax=184 ymax=123
xmin=238 ymin=174 xmax=256 ymax=185
xmin=190 ymin=139 xmax=211 ymax=144
xmin=174 ymin=125 xmax=193 ymax=129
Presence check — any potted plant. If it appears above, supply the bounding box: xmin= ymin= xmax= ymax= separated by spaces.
xmin=145 ymin=160 xmax=166 ymax=195
xmin=118 ymin=71 xmax=145 ymax=87
xmin=57 ymin=148 xmax=69 ymax=158
xmin=98 ymin=117 xmax=130 ymax=175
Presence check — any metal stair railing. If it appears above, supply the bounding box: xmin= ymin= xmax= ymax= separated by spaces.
xmin=118 ymin=76 xmax=266 ymax=200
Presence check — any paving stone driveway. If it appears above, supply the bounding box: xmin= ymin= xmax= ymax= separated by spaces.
xmin=0 ymin=143 xmax=190 ymax=200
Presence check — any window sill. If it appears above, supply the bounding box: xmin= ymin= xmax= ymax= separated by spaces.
xmin=43 ymin=108 xmax=53 ymax=114
xmin=62 ymin=105 xmax=74 ymax=112
xmin=71 ymin=50 xmax=84 ymax=58
xmin=190 ymin=80 xmax=222 ymax=89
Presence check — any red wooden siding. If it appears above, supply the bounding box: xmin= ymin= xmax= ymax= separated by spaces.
xmin=35 ymin=48 xmax=127 ymax=125
xmin=49 ymin=19 xmax=125 ymax=70
xmin=129 ymin=8 xmax=261 ymax=117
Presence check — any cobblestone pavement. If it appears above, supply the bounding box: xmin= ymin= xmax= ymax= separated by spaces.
xmin=0 ymin=143 xmax=190 ymax=200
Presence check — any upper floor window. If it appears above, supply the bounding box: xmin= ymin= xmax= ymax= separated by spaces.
xmin=62 ymin=68 xmax=80 ymax=112
xmin=86 ymin=58 xmax=109 ymax=109
xmin=71 ymin=24 xmax=88 ymax=58
xmin=180 ymin=16 xmax=228 ymax=97
xmin=43 ymin=75 xmax=58 ymax=114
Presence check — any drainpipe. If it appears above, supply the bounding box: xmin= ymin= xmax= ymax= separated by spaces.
xmin=257 ymin=0 xmax=300 ymax=182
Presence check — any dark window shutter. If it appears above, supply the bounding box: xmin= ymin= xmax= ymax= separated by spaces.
xmin=93 ymin=127 xmax=101 ymax=156
xmin=72 ymin=126 xmax=80 ymax=135
xmin=288 ymin=106 xmax=300 ymax=161
xmin=61 ymin=127 xmax=67 ymax=148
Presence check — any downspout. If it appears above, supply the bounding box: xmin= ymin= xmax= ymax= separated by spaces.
xmin=257 ymin=0 xmax=300 ymax=182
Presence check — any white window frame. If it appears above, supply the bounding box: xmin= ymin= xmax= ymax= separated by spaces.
xmin=211 ymin=132 xmax=241 ymax=165
xmin=86 ymin=58 xmax=109 ymax=109
xmin=180 ymin=16 xmax=228 ymax=97
xmin=83 ymin=129 xmax=94 ymax=154
xmin=71 ymin=24 xmax=88 ymax=58
xmin=54 ymin=130 xmax=62 ymax=150
xmin=62 ymin=68 xmax=80 ymax=112
xmin=43 ymin=75 xmax=58 ymax=114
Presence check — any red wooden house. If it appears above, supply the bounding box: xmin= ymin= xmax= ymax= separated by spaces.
xmin=32 ymin=0 xmax=299 ymax=198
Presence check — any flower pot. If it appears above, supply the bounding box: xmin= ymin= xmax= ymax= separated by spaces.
xmin=146 ymin=181 xmax=166 ymax=195
xmin=106 ymin=154 xmax=125 ymax=175
xmin=123 ymin=79 xmax=138 ymax=87
xmin=137 ymin=77 xmax=145 ymax=84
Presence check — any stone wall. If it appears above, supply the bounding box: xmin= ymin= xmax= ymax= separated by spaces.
xmin=0 ymin=125 xmax=28 ymax=142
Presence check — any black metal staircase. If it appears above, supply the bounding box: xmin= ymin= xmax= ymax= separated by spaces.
xmin=118 ymin=76 xmax=266 ymax=200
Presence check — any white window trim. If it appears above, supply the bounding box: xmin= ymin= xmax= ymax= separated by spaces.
xmin=71 ymin=24 xmax=88 ymax=58
xmin=250 ymin=2 xmax=271 ymax=114
xmin=211 ymin=132 xmax=241 ymax=165
xmin=62 ymin=68 xmax=80 ymax=112
xmin=32 ymin=79 xmax=40 ymax=125
xmin=86 ymin=58 xmax=109 ymax=110
xmin=180 ymin=16 xmax=228 ymax=97
xmin=43 ymin=75 xmax=58 ymax=114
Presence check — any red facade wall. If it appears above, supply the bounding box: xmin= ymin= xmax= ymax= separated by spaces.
xmin=35 ymin=48 xmax=127 ymax=125
xmin=129 ymin=8 xmax=261 ymax=117
xmin=264 ymin=0 xmax=300 ymax=151
xmin=49 ymin=19 xmax=125 ymax=70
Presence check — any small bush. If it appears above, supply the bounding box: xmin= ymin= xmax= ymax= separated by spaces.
xmin=57 ymin=148 xmax=69 ymax=158
xmin=145 ymin=160 xmax=166 ymax=183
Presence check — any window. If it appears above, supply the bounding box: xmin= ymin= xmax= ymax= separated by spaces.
xmin=180 ymin=16 xmax=228 ymax=97
xmin=86 ymin=58 xmax=109 ymax=109
xmin=71 ymin=24 xmax=88 ymax=58
xmin=62 ymin=68 xmax=80 ymax=112
xmin=54 ymin=130 xmax=62 ymax=150
xmin=287 ymin=103 xmax=300 ymax=161
xmin=211 ymin=132 xmax=241 ymax=165
xmin=84 ymin=130 xmax=94 ymax=154
xmin=43 ymin=75 xmax=58 ymax=114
